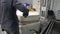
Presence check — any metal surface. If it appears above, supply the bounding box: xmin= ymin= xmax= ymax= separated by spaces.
xmin=19 ymin=21 xmax=40 ymax=34
xmin=51 ymin=22 xmax=60 ymax=34
xmin=52 ymin=0 xmax=60 ymax=20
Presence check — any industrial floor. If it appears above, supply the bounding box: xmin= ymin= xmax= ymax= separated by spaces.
xmin=51 ymin=22 xmax=60 ymax=34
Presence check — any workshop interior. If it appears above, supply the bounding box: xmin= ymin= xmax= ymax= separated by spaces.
xmin=0 ymin=0 xmax=60 ymax=34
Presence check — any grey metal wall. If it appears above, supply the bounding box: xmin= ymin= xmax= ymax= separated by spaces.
xmin=52 ymin=0 xmax=60 ymax=20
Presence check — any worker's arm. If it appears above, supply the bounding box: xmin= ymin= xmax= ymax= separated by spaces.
xmin=13 ymin=0 xmax=29 ymax=17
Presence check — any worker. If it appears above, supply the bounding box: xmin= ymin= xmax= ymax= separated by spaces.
xmin=0 ymin=0 xmax=29 ymax=34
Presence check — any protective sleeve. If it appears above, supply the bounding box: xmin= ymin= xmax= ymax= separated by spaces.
xmin=13 ymin=0 xmax=28 ymax=12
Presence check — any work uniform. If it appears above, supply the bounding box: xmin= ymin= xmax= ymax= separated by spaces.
xmin=0 ymin=0 xmax=29 ymax=34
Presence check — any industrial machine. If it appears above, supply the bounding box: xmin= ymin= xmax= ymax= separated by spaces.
xmin=38 ymin=0 xmax=60 ymax=34
xmin=16 ymin=0 xmax=40 ymax=34
xmin=0 ymin=0 xmax=40 ymax=34
xmin=0 ymin=0 xmax=60 ymax=34
xmin=15 ymin=0 xmax=60 ymax=34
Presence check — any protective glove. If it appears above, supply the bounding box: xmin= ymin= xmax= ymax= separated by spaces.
xmin=23 ymin=9 xmax=29 ymax=18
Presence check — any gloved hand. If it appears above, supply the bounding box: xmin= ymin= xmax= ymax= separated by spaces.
xmin=23 ymin=9 xmax=29 ymax=18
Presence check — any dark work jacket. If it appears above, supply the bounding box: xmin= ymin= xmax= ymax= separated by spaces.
xmin=0 ymin=0 xmax=28 ymax=31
